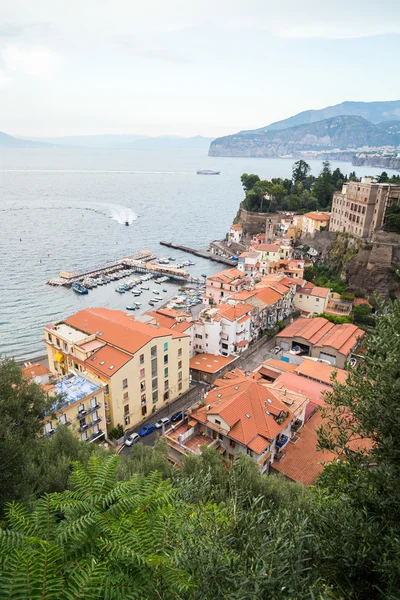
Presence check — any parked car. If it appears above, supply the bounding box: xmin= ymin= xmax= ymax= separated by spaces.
xmin=170 ymin=410 xmax=185 ymax=423
xmin=273 ymin=346 xmax=281 ymax=354
xmin=155 ymin=417 xmax=170 ymax=429
xmin=124 ymin=433 xmax=140 ymax=447
xmin=349 ymin=358 xmax=357 ymax=368
xmin=139 ymin=424 xmax=156 ymax=437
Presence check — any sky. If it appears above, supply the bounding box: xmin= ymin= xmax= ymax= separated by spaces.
xmin=0 ymin=0 xmax=400 ymax=138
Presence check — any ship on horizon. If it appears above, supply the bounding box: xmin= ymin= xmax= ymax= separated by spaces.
xmin=197 ymin=169 xmax=220 ymax=175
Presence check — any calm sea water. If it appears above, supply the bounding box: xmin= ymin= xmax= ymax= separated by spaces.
xmin=0 ymin=147 xmax=391 ymax=360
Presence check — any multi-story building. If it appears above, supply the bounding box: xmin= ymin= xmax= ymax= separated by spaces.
xmin=294 ymin=284 xmax=331 ymax=316
xmin=228 ymin=224 xmax=243 ymax=244
xmin=237 ymin=251 xmax=260 ymax=276
xmin=204 ymin=268 xmax=247 ymax=306
xmin=163 ymin=369 xmax=307 ymax=473
xmin=330 ymin=177 xmax=400 ymax=238
xmin=44 ymin=308 xmax=190 ymax=433
xmin=301 ymin=212 xmax=330 ymax=236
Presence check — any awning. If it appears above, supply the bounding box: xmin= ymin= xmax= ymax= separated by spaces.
xmin=54 ymin=352 xmax=64 ymax=363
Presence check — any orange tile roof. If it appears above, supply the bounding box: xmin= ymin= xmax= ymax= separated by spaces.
xmin=190 ymin=353 xmax=237 ymax=374
xmin=192 ymin=376 xmax=293 ymax=446
xmin=231 ymin=224 xmax=243 ymax=231
xmin=216 ymin=303 xmax=253 ymax=322
xmin=276 ymin=317 xmax=334 ymax=344
xmin=230 ymin=290 xmax=256 ymax=301
xmin=235 ymin=340 xmax=249 ymax=347
xmin=65 ymin=308 xmax=188 ymax=356
xmin=295 ymin=361 xmax=348 ymax=386
xmin=207 ymin=268 xmax=244 ymax=284
xmin=23 ymin=363 xmax=51 ymax=379
xmin=353 ymin=297 xmax=372 ymax=307
xmin=258 ymin=244 xmax=281 ymax=252
xmin=85 ymin=344 xmax=132 ymax=377
xmin=145 ymin=311 xmax=176 ymax=329
xmin=172 ymin=321 xmax=193 ymax=333
xmin=262 ymin=359 xmax=297 ymax=374
xmin=79 ymin=339 xmax=105 ymax=352
xmin=315 ymin=323 xmax=364 ymax=355
xmin=157 ymin=308 xmax=188 ymax=319
xmin=237 ymin=314 xmax=251 ymax=324
xmin=303 ymin=212 xmax=330 ymax=222
xmin=248 ymin=435 xmax=270 ymax=454
xmin=254 ymin=286 xmax=282 ymax=306
xmin=272 ymin=411 xmax=335 ymax=485
xmin=297 ymin=286 xmax=330 ymax=299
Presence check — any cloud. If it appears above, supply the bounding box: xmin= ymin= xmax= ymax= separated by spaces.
xmin=118 ymin=35 xmax=190 ymax=64
xmin=2 ymin=44 xmax=61 ymax=77
xmin=0 ymin=69 xmax=10 ymax=87
xmin=276 ymin=21 xmax=400 ymax=40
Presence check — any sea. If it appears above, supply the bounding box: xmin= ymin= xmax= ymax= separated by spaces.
xmin=0 ymin=147 xmax=393 ymax=361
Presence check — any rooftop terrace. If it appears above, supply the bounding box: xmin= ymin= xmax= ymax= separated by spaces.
xmin=55 ymin=374 xmax=100 ymax=409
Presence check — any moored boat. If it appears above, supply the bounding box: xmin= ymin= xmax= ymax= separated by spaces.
xmin=72 ymin=282 xmax=88 ymax=295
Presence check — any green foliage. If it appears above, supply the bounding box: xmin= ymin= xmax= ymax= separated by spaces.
xmin=304 ymin=264 xmax=347 ymax=294
xmin=277 ymin=319 xmax=286 ymax=330
xmin=240 ymin=173 xmax=260 ymax=193
xmin=313 ymin=313 xmax=352 ymax=324
xmin=108 ymin=424 xmax=124 ymax=440
xmin=292 ymin=159 xmax=311 ymax=184
xmin=384 ymin=204 xmax=400 ymax=233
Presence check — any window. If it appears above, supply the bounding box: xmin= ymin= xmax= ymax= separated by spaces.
xmin=140 ymin=353 xmax=144 ymax=364
xmin=78 ymin=404 xmax=85 ymax=414
xmin=164 ymin=391 xmax=169 ymax=401
xmin=92 ymin=410 xmax=98 ymax=422
xmin=151 ymin=359 xmax=157 ymax=377
xmin=141 ymin=394 xmax=146 ymax=405
xmin=48 ymin=333 xmax=52 ymax=342
xmin=178 ymin=360 xmax=182 ymax=369
xmin=56 ymin=337 xmax=60 ymax=347
xmin=123 ymin=392 xmax=129 ymax=400
xmin=63 ymin=342 xmax=68 ymax=351
xmin=164 ymin=379 xmax=169 ymax=390
xmin=164 ymin=367 xmax=168 ymax=377
xmin=164 ymin=342 xmax=168 ymax=352
xmin=122 ymin=378 xmax=128 ymax=389
xmin=152 ymin=377 xmax=158 ymax=391
xmin=178 ymin=371 xmax=182 ymax=381
xmin=316 ymin=298 xmax=319 ymax=302
xmin=222 ymin=343 xmax=228 ymax=350
xmin=74 ymin=362 xmax=79 ymax=371
xmin=164 ymin=354 xmax=168 ymax=364
xmin=152 ymin=390 xmax=158 ymax=403
xmin=195 ymin=334 xmax=203 ymax=339
xmin=142 ymin=405 xmax=147 ymax=416
xmin=140 ymin=368 xmax=145 ymax=378
xmin=45 ymin=422 xmax=53 ymax=433
xmin=178 ymin=382 xmax=182 ymax=391
xmin=230 ymin=439 xmax=236 ymax=448
xmin=93 ymin=424 xmax=99 ymax=435
xmin=81 ymin=431 xmax=87 ymax=441
xmin=205 ymin=333 xmax=208 ymax=339
xmin=299 ymin=294 xmax=303 ymax=298
xmin=140 ymin=381 xmax=146 ymax=392
xmin=91 ymin=397 xmax=97 ymax=408
xmin=151 ymin=345 xmax=157 ymax=357
xmin=59 ymin=414 xmax=67 ymax=425
xmin=215 ymin=419 xmax=221 ymax=425
xmin=178 ymin=347 xmax=182 ymax=357
xmin=218 ymin=432 xmax=223 ymax=440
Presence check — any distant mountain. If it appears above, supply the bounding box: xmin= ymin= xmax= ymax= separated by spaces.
xmin=26 ymin=134 xmax=214 ymax=150
xmin=209 ymin=115 xmax=399 ymax=158
xmin=0 ymin=132 xmax=49 ymax=148
xmin=241 ymin=100 xmax=400 ymax=134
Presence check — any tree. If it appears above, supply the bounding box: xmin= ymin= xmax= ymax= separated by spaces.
xmin=0 ymin=456 xmax=191 ymax=599
xmin=384 ymin=204 xmax=400 ymax=233
xmin=317 ymin=299 xmax=400 ymax=596
xmin=240 ymin=173 xmax=260 ymax=193
xmin=312 ymin=161 xmax=334 ymax=208
xmin=292 ymin=160 xmax=311 ymax=185
xmin=270 ymin=183 xmax=287 ymax=203
xmin=377 ymin=171 xmax=389 ymax=183
xmin=0 ymin=359 xmax=56 ymax=511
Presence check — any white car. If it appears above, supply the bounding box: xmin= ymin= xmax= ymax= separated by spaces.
xmin=155 ymin=417 xmax=170 ymax=429
xmin=124 ymin=433 xmax=140 ymax=447
xmin=273 ymin=346 xmax=281 ymax=354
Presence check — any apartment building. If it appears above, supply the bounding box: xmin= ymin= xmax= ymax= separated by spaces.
xmin=204 ymin=268 xmax=247 ymax=306
xmin=330 ymin=177 xmax=400 ymax=238
xmin=294 ymin=284 xmax=331 ymax=316
xmin=301 ymin=212 xmax=330 ymax=235
xmin=44 ymin=308 xmax=190 ymax=433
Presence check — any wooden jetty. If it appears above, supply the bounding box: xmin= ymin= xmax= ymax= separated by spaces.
xmin=159 ymin=241 xmax=237 ymax=266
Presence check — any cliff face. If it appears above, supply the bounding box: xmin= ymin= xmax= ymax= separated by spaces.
xmin=209 ymin=116 xmax=398 ymax=158
xmin=352 ymin=155 xmax=400 ymax=170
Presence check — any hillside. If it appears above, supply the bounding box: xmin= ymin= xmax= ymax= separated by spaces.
xmin=209 ymin=115 xmax=399 ymax=158
xmin=26 ymin=134 xmax=214 ymax=150
xmin=0 ymin=132 xmax=49 ymax=148
xmin=241 ymin=99 xmax=400 ymax=134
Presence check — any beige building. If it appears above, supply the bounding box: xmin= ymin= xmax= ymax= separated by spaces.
xmin=330 ymin=177 xmax=400 ymax=238
xmin=301 ymin=212 xmax=330 ymax=236
xmin=294 ymin=284 xmax=331 ymax=316
xmin=44 ymin=308 xmax=190 ymax=434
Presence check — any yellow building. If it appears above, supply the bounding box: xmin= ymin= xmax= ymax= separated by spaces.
xmin=301 ymin=212 xmax=330 ymax=236
xmin=44 ymin=308 xmax=190 ymax=434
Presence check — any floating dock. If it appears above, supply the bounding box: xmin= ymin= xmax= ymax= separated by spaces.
xmin=159 ymin=241 xmax=237 ymax=266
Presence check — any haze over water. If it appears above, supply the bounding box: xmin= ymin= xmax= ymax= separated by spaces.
xmin=0 ymin=147 xmax=392 ymax=360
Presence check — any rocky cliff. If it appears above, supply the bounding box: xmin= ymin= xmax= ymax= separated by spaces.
xmin=209 ymin=116 xmax=399 ymax=158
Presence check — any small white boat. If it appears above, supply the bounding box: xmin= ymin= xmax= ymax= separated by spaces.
xmin=152 ymin=289 xmax=160 ymax=294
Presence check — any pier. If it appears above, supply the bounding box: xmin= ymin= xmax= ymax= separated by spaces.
xmin=159 ymin=241 xmax=237 ymax=266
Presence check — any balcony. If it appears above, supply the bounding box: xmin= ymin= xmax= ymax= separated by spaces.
xmin=275 ymin=434 xmax=289 ymax=449
xmin=78 ymin=416 xmax=102 ymax=433
xmin=77 ymin=403 xmax=101 ymax=419
xmin=43 ymin=427 xmax=59 ymax=438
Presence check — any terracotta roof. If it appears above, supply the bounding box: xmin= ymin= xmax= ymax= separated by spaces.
xmin=248 ymin=435 xmax=270 ymax=454
xmin=156 ymin=308 xmax=188 ymax=319
xmin=237 ymin=314 xmax=251 ymax=324
xmin=23 ymin=363 xmax=51 ymax=379
xmin=235 ymin=340 xmax=249 ymax=347
xmin=190 ymin=353 xmax=237 ymax=374
xmin=262 ymin=359 xmax=297 ymax=374
xmin=297 ymin=286 xmax=330 ymax=299
xmin=273 ymin=373 xmax=330 ymax=408
xmin=276 ymin=317 xmax=334 ymax=344
xmin=258 ymin=367 xmax=281 ymax=380
xmin=85 ymin=344 xmax=132 ymax=377
xmin=258 ymin=244 xmax=281 ymax=252
xmin=230 ymin=224 xmax=243 ymax=231
xmin=295 ymin=361 xmax=348 ymax=386
xmin=145 ymin=311 xmax=176 ymax=329
xmin=315 ymin=323 xmax=365 ymax=355
xmin=353 ymin=297 xmax=372 ymax=307
xmin=303 ymin=212 xmax=330 ymax=222
xmin=192 ymin=376 xmax=293 ymax=446
xmin=254 ymin=286 xmax=282 ymax=306
xmin=79 ymin=339 xmax=105 ymax=352
xmin=272 ymin=411 xmax=335 ymax=485
xmin=207 ymin=268 xmax=244 ymax=284
xmin=65 ymin=308 xmax=188 ymax=356
xmin=216 ymin=303 xmax=253 ymax=322
xmin=171 ymin=321 xmax=193 ymax=333
xmin=230 ymin=290 xmax=256 ymax=301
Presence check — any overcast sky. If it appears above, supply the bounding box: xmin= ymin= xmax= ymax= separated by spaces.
xmin=1 ymin=0 xmax=400 ymax=137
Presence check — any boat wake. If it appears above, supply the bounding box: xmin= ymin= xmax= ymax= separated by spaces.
xmin=108 ymin=204 xmax=138 ymax=225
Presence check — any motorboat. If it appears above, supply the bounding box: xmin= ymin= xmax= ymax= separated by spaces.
xmin=140 ymin=285 xmax=149 ymax=290
xmin=115 ymin=286 xmax=126 ymax=293
xmin=152 ymin=289 xmax=160 ymax=294
xmin=132 ymin=290 xmax=142 ymax=296
xmin=135 ymin=303 xmax=141 ymax=308
xmin=162 ymin=288 xmax=168 ymax=292
xmin=72 ymin=282 xmax=88 ymax=295
xmin=197 ymin=169 xmax=220 ymax=175
xmin=126 ymin=305 xmax=136 ymax=310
